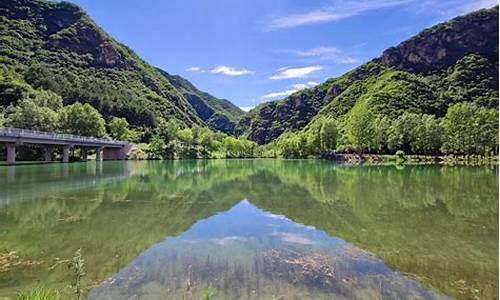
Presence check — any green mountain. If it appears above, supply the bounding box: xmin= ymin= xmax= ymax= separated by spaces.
xmin=0 ymin=0 xmax=243 ymax=134
xmin=157 ymin=69 xmax=244 ymax=134
xmin=239 ymin=7 xmax=499 ymax=145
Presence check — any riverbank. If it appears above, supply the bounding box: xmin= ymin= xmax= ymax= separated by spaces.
xmin=330 ymin=153 xmax=499 ymax=165
xmin=1 ymin=153 xmax=498 ymax=167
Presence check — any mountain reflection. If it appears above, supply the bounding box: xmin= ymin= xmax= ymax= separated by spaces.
xmin=0 ymin=160 xmax=497 ymax=299
xmin=88 ymin=200 xmax=448 ymax=300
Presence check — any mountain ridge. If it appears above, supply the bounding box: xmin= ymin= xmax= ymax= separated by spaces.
xmin=240 ymin=6 xmax=499 ymax=145
xmin=0 ymin=0 xmax=243 ymax=135
xmin=157 ymin=69 xmax=245 ymax=134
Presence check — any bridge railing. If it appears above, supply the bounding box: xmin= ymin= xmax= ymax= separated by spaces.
xmin=0 ymin=127 xmax=128 ymax=146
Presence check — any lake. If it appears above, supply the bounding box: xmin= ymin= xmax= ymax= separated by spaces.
xmin=0 ymin=160 xmax=497 ymax=300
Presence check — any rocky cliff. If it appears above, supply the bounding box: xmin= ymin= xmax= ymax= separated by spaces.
xmin=240 ymin=6 xmax=499 ymax=144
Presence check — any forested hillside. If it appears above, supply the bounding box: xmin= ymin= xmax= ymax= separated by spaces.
xmin=0 ymin=0 xmax=245 ymax=137
xmin=240 ymin=6 xmax=499 ymax=154
xmin=157 ymin=69 xmax=244 ymax=134
xmin=0 ymin=0 xmax=497 ymax=160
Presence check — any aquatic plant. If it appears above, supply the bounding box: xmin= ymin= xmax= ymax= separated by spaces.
xmin=16 ymin=287 xmax=61 ymax=300
xmin=70 ymin=248 xmax=86 ymax=300
xmin=199 ymin=286 xmax=218 ymax=300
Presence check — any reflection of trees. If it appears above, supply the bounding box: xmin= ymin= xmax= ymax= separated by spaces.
xmin=244 ymin=162 xmax=498 ymax=300
xmin=0 ymin=160 xmax=497 ymax=299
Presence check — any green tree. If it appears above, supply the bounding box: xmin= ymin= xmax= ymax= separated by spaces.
xmin=411 ymin=114 xmax=442 ymax=155
xmin=59 ymin=102 xmax=106 ymax=137
xmin=0 ymin=108 xmax=5 ymax=127
xmin=387 ymin=112 xmax=421 ymax=153
xmin=441 ymin=103 xmax=498 ymax=154
xmin=146 ymin=135 xmax=168 ymax=159
xmin=346 ymin=101 xmax=376 ymax=153
xmin=306 ymin=120 xmax=322 ymax=155
xmin=108 ymin=117 xmax=139 ymax=141
xmin=372 ymin=116 xmax=391 ymax=153
xmin=6 ymin=90 xmax=62 ymax=131
xmin=320 ymin=117 xmax=337 ymax=152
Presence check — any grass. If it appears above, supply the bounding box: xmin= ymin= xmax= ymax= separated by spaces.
xmin=16 ymin=287 xmax=61 ymax=300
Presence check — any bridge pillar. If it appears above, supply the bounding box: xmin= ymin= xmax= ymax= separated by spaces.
xmin=103 ymin=144 xmax=133 ymax=160
xmin=80 ymin=147 xmax=88 ymax=162
xmin=42 ymin=145 xmax=54 ymax=162
xmin=63 ymin=145 xmax=71 ymax=163
xmin=6 ymin=143 xmax=16 ymax=166
xmin=96 ymin=147 xmax=103 ymax=161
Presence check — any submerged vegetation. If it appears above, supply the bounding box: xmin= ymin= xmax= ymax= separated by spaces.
xmin=16 ymin=287 xmax=61 ymax=300
xmin=0 ymin=160 xmax=497 ymax=299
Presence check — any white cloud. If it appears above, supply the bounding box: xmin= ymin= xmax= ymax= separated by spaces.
xmin=296 ymin=47 xmax=341 ymax=57
xmin=272 ymin=232 xmax=316 ymax=245
xmin=414 ymin=0 xmax=498 ymax=17
xmin=263 ymin=82 xmax=318 ymax=100
xmin=270 ymin=66 xmax=322 ymax=80
xmin=211 ymin=65 xmax=255 ymax=76
xmin=267 ymin=0 xmax=414 ymax=30
xmin=267 ymin=0 xmax=497 ymax=31
xmin=185 ymin=66 xmax=203 ymax=72
xmin=295 ymin=46 xmax=359 ymax=64
xmin=240 ymin=106 xmax=255 ymax=112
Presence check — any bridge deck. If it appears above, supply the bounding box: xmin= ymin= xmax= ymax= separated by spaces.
xmin=0 ymin=127 xmax=127 ymax=148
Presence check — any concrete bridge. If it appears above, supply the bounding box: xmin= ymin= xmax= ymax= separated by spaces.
xmin=0 ymin=127 xmax=133 ymax=165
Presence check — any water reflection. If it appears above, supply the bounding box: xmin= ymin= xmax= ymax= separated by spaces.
xmin=88 ymin=200 xmax=448 ymax=300
xmin=0 ymin=161 xmax=135 ymax=206
xmin=0 ymin=160 xmax=497 ymax=299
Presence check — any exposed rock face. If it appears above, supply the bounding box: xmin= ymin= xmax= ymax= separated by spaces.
xmin=240 ymin=6 xmax=499 ymax=145
xmin=47 ymin=18 xmax=133 ymax=69
xmin=1 ymin=0 xmax=133 ymax=69
xmin=376 ymin=7 xmax=499 ymax=73
xmin=0 ymin=0 xmax=203 ymax=127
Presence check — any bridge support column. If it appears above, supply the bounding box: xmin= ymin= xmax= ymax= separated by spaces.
xmin=42 ymin=145 xmax=54 ymax=162
xmin=6 ymin=143 xmax=16 ymax=166
xmin=96 ymin=147 xmax=103 ymax=161
xmin=63 ymin=145 xmax=71 ymax=163
xmin=80 ymin=147 xmax=88 ymax=162
xmin=103 ymin=144 xmax=133 ymax=160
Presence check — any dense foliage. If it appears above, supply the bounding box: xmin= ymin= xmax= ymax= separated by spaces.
xmin=146 ymin=120 xmax=258 ymax=159
xmin=157 ymin=69 xmax=244 ymax=134
xmin=0 ymin=1 xmax=497 ymax=159
xmin=0 ymin=0 xmax=243 ymax=138
xmin=273 ymin=103 xmax=498 ymax=158
xmin=239 ymin=7 xmax=499 ymax=155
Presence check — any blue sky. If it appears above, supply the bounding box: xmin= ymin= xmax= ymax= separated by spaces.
xmin=67 ymin=0 xmax=497 ymax=111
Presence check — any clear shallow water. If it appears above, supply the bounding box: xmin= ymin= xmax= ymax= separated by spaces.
xmin=0 ymin=160 xmax=497 ymax=300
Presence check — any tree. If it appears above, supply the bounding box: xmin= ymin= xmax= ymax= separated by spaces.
xmin=0 ymin=108 xmax=5 ymax=127
xmin=306 ymin=121 xmax=322 ymax=156
xmin=387 ymin=112 xmax=421 ymax=153
xmin=441 ymin=103 xmax=498 ymax=155
xmin=475 ymin=108 xmax=499 ymax=155
xmin=59 ymin=102 xmax=106 ymax=137
xmin=6 ymin=90 xmax=62 ymax=131
xmin=108 ymin=117 xmax=139 ymax=141
xmin=346 ymin=101 xmax=376 ymax=153
xmin=411 ymin=114 xmax=442 ymax=155
xmin=146 ymin=135 xmax=168 ymax=159
xmin=372 ymin=116 xmax=391 ymax=153
xmin=320 ymin=118 xmax=337 ymax=152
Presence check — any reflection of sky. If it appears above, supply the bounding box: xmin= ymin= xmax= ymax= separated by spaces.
xmin=170 ymin=199 xmax=345 ymax=249
xmin=88 ymin=200 xmax=449 ymax=300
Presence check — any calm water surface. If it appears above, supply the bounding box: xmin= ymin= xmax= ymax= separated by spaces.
xmin=0 ymin=160 xmax=497 ymax=300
